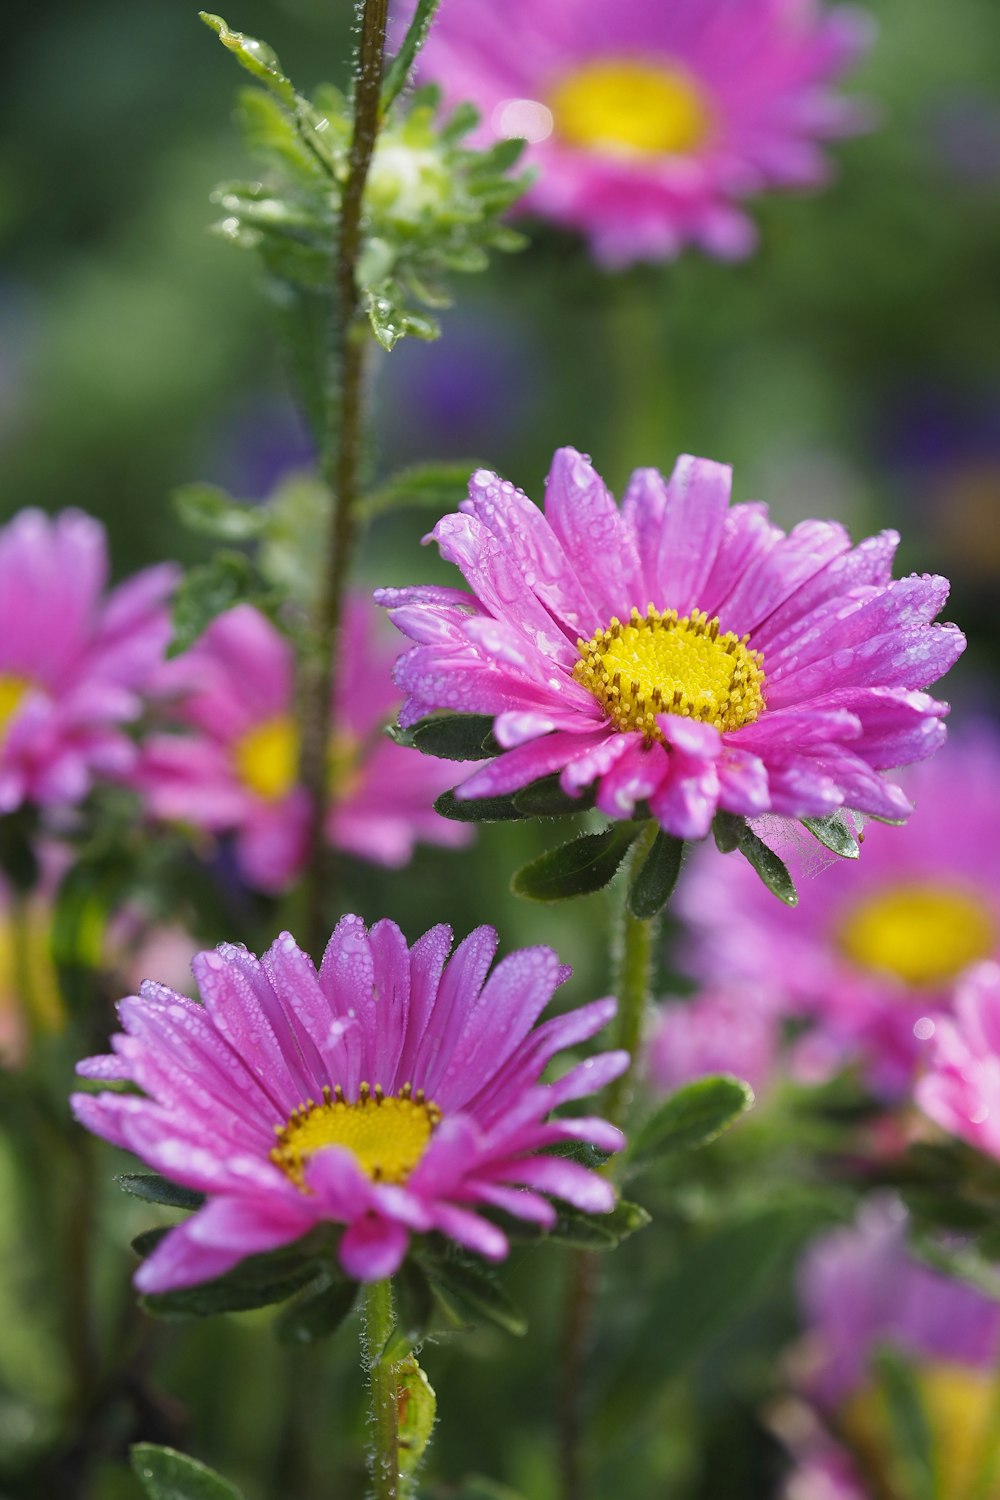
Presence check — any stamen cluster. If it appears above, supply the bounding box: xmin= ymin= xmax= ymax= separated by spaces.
xmin=271 ymin=1081 xmax=441 ymax=1189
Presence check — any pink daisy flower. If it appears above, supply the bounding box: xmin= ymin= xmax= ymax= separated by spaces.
xmin=71 ymin=917 xmax=626 ymax=1286
xmin=680 ymin=732 xmax=1000 ymax=1094
xmin=917 ymin=961 xmax=1000 ymax=1161
xmin=0 ymin=509 xmax=176 ymax=813
xmin=783 ymin=1198 xmax=1000 ymax=1499
xmin=136 ymin=596 xmax=474 ymax=893
xmin=399 ymin=0 xmax=873 ymax=267
xmin=378 ymin=449 xmax=964 ymax=850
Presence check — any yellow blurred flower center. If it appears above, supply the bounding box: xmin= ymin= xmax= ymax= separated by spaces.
xmin=0 ymin=675 xmax=29 ymax=745
xmin=550 ymin=59 xmax=712 ymax=156
xmin=234 ymin=716 xmax=362 ymax=802
xmin=838 ymin=883 xmax=996 ymax=988
xmin=0 ymin=905 xmax=64 ymax=1058
xmin=271 ymin=1082 xmax=441 ymax=1189
xmin=842 ymin=1363 xmax=1000 ymax=1500
xmin=574 ymin=606 xmax=765 ymax=739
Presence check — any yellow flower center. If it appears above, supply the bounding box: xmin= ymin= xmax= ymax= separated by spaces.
xmin=0 ymin=675 xmax=29 ymax=745
xmin=271 ymin=1082 xmax=441 ymax=1189
xmin=549 ymin=58 xmax=712 ymax=156
xmin=838 ymin=883 xmax=996 ymax=988
xmin=574 ymin=606 xmax=765 ymax=739
xmin=842 ymin=1363 xmax=1000 ymax=1500
xmin=0 ymin=906 xmax=64 ymax=1053
xmin=234 ymin=716 xmax=362 ymax=803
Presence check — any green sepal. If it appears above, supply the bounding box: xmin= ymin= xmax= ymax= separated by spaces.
xmin=537 ymin=1198 xmax=650 ymax=1251
xmin=627 ymin=1075 xmax=755 ymax=1170
xmin=381 ymin=0 xmax=444 ymax=113
xmin=511 ymin=824 xmax=641 ymax=902
xmin=274 ymin=1274 xmax=358 ymax=1346
xmin=512 ymin=775 xmax=595 ymax=819
xmin=418 ymin=1248 xmax=527 ymax=1337
xmin=173 ymin=484 xmax=268 ymax=542
xmin=117 ymin=1174 xmax=205 ymax=1212
xmin=131 ymin=1443 xmax=246 ymax=1500
xmin=802 ymin=811 xmax=861 ymax=859
xmin=434 ymin=788 xmax=523 ymax=823
xmin=872 ymin=1347 xmax=939 ymax=1500
xmin=392 ymin=714 xmax=500 ymax=761
xmin=627 ymin=830 xmax=684 ymax=919
xmin=137 ymin=1233 xmax=331 ymax=1320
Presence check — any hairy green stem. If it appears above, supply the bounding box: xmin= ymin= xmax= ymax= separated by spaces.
xmin=362 ymin=1278 xmax=400 ymax=1500
xmin=558 ymin=824 xmax=661 ymax=1500
xmin=300 ymin=0 xmax=390 ymax=952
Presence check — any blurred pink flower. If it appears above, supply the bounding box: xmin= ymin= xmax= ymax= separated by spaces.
xmin=917 ymin=961 xmax=1000 ymax=1160
xmin=646 ymin=985 xmax=777 ymax=1096
xmin=380 ymin=449 xmax=963 ymax=844
xmin=680 ymin=732 xmax=1000 ymax=1095
xmin=137 ymin=597 xmax=474 ymax=893
xmin=0 ymin=509 xmax=176 ymax=813
xmin=399 ymin=0 xmax=873 ymax=266
xmin=72 ymin=917 xmax=626 ymax=1285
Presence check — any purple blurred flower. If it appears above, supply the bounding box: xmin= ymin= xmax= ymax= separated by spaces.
xmin=680 ymin=731 xmax=1000 ymax=1095
xmin=380 ymin=448 xmax=963 ymax=844
xmin=137 ymin=596 xmax=474 ymax=893
xmin=646 ymin=986 xmax=777 ymax=1096
xmin=72 ymin=917 xmax=625 ymax=1285
xmin=400 ymin=0 xmax=873 ymax=267
xmin=0 ymin=509 xmax=176 ymax=813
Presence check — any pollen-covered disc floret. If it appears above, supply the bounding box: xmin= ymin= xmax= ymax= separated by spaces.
xmin=574 ymin=606 xmax=765 ymax=739
xmin=379 ymin=447 xmax=964 ymax=845
xmin=71 ymin=917 xmax=626 ymax=1287
xmin=272 ymin=1082 xmax=441 ymax=1189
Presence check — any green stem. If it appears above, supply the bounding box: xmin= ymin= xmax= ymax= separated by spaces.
xmin=362 ymin=1278 xmax=400 ymax=1500
xmin=299 ymin=0 xmax=390 ymax=953
xmin=603 ymin=821 xmax=660 ymax=1129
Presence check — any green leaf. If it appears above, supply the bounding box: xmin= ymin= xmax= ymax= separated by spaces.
xmin=627 ymin=831 xmax=684 ymax=919
xmin=434 ymin=788 xmax=524 ymax=823
xmin=628 ymin=1075 xmax=755 ymax=1168
xmin=547 ymin=1198 xmax=650 ymax=1250
xmin=802 ymin=811 xmax=861 ymax=859
xmin=420 ymin=1251 xmax=527 ymax=1337
xmin=362 ymin=461 xmax=481 ymax=521
xmin=712 ymin=811 xmax=744 ymax=853
xmin=397 ymin=1354 xmax=436 ymax=1490
xmin=365 ymin=284 xmax=439 ymax=351
xmin=275 ymin=1276 xmax=357 ymax=1346
xmin=168 ymin=553 xmax=261 ymax=657
xmin=199 ymin=13 xmax=297 ymax=109
xmin=173 ymin=484 xmax=268 ymax=542
xmin=734 ymin=823 xmax=798 ymax=907
xmin=0 ymin=806 xmax=40 ymax=893
xmin=131 ymin=1444 xmax=246 ymax=1500
xmin=873 ymin=1347 xmax=938 ymax=1500
xmin=381 ymin=0 xmax=444 ymax=112
xmin=394 ymin=714 xmax=499 ymax=762
xmin=117 ymin=1175 xmax=205 ymax=1212
xmin=139 ymin=1238 xmax=327 ymax=1320
xmin=511 ymin=825 xmax=640 ymax=902
xmin=512 ymin=775 xmax=595 ymax=819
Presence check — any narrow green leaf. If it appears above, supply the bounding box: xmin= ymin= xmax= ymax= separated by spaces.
xmin=168 ymin=553 xmax=256 ymax=657
xmin=627 ymin=831 xmax=684 ymax=919
xmin=434 ymin=788 xmax=524 ymax=823
xmin=511 ymin=825 xmax=640 ymax=903
xmin=131 ymin=1444 xmax=246 ymax=1500
xmin=420 ymin=1252 xmax=527 ymax=1337
xmin=397 ymin=1354 xmax=436 ymax=1490
xmin=199 ymin=13 xmax=297 ymax=109
xmin=361 ymin=461 xmax=481 ymax=521
xmin=396 ymin=714 xmax=499 ymax=762
xmin=629 ymin=1075 xmax=755 ymax=1167
xmin=550 ymin=1198 xmax=650 ymax=1249
xmin=735 ymin=823 xmax=798 ymax=907
xmin=712 ymin=811 xmax=744 ymax=853
xmin=365 ymin=285 xmax=439 ymax=351
xmin=512 ymin=775 xmax=595 ymax=819
xmin=381 ymin=0 xmax=444 ymax=113
xmin=173 ymin=484 xmax=267 ymax=542
xmin=873 ymin=1347 xmax=939 ymax=1500
xmin=802 ymin=811 xmax=861 ymax=859
xmin=117 ymin=1175 xmax=205 ymax=1212
xmin=275 ymin=1277 xmax=357 ymax=1346
xmin=139 ymin=1240 xmax=327 ymax=1319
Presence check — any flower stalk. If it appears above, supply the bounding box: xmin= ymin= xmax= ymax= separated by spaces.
xmin=362 ymin=1277 xmax=401 ymax=1500
xmin=299 ymin=0 xmax=390 ymax=951
xmin=605 ymin=821 xmax=661 ymax=1129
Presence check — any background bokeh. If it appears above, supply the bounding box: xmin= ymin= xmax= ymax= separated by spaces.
xmin=3 ymin=1 xmax=1000 ymax=1496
